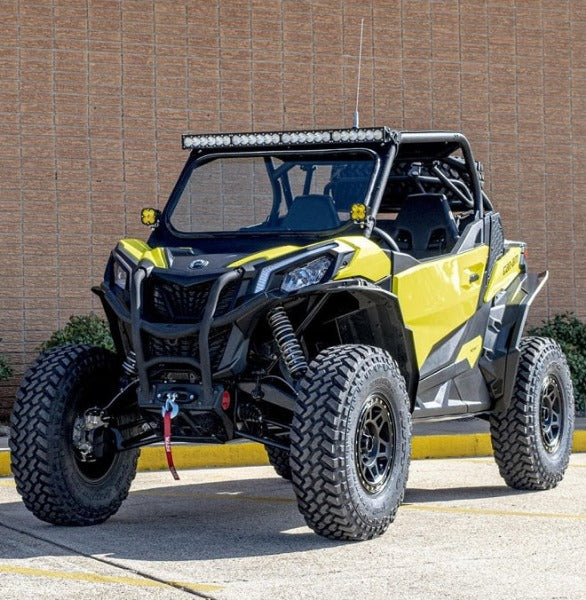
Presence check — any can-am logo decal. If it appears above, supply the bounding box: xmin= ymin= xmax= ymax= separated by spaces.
xmin=189 ymin=259 xmax=209 ymax=269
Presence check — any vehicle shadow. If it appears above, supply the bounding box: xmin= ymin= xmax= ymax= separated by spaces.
xmin=1 ymin=473 xmax=536 ymax=563
xmin=404 ymin=485 xmax=532 ymax=504
xmin=0 ymin=474 xmax=347 ymax=562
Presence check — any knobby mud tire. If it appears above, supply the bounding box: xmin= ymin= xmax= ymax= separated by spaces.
xmin=264 ymin=445 xmax=292 ymax=481
xmin=490 ymin=336 xmax=575 ymax=490
xmin=290 ymin=344 xmax=411 ymax=541
xmin=10 ymin=344 xmax=139 ymax=525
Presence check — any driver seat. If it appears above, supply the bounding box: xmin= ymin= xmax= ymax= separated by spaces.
xmin=392 ymin=193 xmax=459 ymax=258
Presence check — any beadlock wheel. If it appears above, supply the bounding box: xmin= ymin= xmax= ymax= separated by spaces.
xmin=490 ymin=336 xmax=575 ymax=491
xmin=539 ymin=374 xmax=564 ymax=453
xmin=290 ymin=344 xmax=411 ymax=541
xmin=355 ymin=394 xmax=394 ymax=494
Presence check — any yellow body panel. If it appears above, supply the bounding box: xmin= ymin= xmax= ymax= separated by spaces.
xmin=333 ymin=236 xmax=391 ymax=282
xmin=483 ymin=246 xmax=522 ymax=303
xmin=119 ymin=239 xmax=168 ymax=269
xmin=455 ymin=335 xmax=484 ymax=368
xmin=229 ymin=235 xmax=390 ymax=283
xmin=334 ymin=235 xmax=391 ymax=281
xmin=228 ymin=245 xmax=301 ymax=268
xmin=392 ymin=245 xmax=489 ymax=368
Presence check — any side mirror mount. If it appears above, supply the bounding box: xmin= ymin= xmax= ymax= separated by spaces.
xmin=141 ymin=208 xmax=161 ymax=228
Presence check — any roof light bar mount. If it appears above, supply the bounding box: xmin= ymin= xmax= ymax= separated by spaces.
xmin=181 ymin=127 xmax=394 ymax=150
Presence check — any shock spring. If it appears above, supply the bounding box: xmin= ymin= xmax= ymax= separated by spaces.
xmin=267 ymin=306 xmax=308 ymax=379
xmin=121 ymin=351 xmax=138 ymax=377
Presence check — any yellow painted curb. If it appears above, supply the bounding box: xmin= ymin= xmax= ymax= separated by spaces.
xmin=0 ymin=451 xmax=10 ymax=477
xmin=137 ymin=442 xmax=269 ymax=471
xmin=411 ymin=433 xmax=494 ymax=459
xmin=572 ymin=430 xmax=586 ymax=453
xmin=1 ymin=431 xmax=585 ymax=478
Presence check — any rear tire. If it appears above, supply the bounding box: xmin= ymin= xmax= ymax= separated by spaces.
xmin=10 ymin=345 xmax=140 ymax=525
xmin=490 ymin=337 xmax=575 ymax=490
xmin=290 ymin=344 xmax=411 ymax=540
xmin=264 ymin=445 xmax=292 ymax=480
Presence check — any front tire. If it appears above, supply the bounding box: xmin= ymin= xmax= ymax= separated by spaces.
xmin=290 ymin=345 xmax=411 ymax=540
xmin=490 ymin=337 xmax=575 ymax=490
xmin=10 ymin=344 xmax=140 ymax=525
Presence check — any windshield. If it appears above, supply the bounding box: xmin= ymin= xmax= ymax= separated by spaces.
xmin=167 ymin=150 xmax=378 ymax=234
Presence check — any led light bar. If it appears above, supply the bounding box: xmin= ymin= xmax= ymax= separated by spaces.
xmin=182 ymin=127 xmax=393 ymax=150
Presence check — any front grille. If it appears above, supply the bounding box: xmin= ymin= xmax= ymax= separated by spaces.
xmin=215 ymin=281 xmax=238 ymax=316
xmin=146 ymin=334 xmax=199 ymax=361
xmin=209 ymin=326 xmax=233 ymax=368
xmin=144 ymin=325 xmax=232 ymax=371
xmin=141 ymin=275 xmax=239 ymax=373
xmin=147 ymin=280 xmax=212 ymax=322
xmin=144 ymin=278 xmax=239 ymax=323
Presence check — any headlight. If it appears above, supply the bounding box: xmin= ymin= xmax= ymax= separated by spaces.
xmin=281 ymin=256 xmax=332 ymax=292
xmin=113 ymin=261 xmax=129 ymax=290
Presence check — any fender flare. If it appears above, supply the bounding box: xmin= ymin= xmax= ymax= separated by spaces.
xmin=480 ymin=271 xmax=548 ymax=411
xmin=274 ymin=282 xmax=420 ymax=404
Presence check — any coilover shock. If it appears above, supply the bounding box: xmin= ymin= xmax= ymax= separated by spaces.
xmin=267 ymin=306 xmax=308 ymax=379
xmin=121 ymin=351 xmax=138 ymax=377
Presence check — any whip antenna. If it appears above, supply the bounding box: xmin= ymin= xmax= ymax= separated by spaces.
xmin=353 ymin=18 xmax=365 ymax=129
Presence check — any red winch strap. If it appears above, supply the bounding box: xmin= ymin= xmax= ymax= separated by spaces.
xmin=163 ymin=410 xmax=180 ymax=481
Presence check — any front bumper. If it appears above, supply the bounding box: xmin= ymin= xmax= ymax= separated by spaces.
xmin=95 ymin=263 xmax=246 ymax=408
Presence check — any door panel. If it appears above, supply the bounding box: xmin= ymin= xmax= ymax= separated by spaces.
xmin=392 ymin=245 xmax=489 ymax=369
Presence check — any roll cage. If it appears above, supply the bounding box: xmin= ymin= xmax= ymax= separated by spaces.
xmin=150 ymin=129 xmax=488 ymax=251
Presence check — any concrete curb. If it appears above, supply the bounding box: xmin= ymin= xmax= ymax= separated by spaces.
xmin=1 ymin=431 xmax=585 ymax=478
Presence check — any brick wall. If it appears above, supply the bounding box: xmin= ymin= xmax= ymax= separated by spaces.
xmin=1 ymin=0 xmax=585 ymax=416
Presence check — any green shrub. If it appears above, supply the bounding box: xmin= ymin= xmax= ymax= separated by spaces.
xmin=39 ymin=313 xmax=114 ymax=353
xmin=528 ymin=312 xmax=586 ymax=415
xmin=0 ymin=339 xmax=12 ymax=381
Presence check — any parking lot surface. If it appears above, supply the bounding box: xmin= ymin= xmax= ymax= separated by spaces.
xmin=1 ymin=455 xmax=585 ymax=600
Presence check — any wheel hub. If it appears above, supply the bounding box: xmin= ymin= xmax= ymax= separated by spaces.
xmin=72 ymin=409 xmax=109 ymax=461
xmin=355 ymin=394 xmax=394 ymax=494
xmin=539 ymin=374 xmax=563 ymax=453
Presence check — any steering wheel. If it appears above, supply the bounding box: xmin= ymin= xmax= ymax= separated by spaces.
xmin=371 ymin=226 xmax=400 ymax=252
